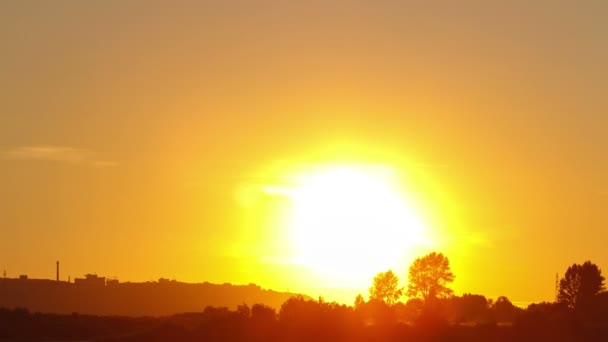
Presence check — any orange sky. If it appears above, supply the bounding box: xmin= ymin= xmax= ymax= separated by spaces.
xmin=1 ymin=1 xmax=607 ymax=305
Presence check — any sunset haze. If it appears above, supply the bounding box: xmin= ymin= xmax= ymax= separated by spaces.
xmin=1 ymin=1 xmax=607 ymax=306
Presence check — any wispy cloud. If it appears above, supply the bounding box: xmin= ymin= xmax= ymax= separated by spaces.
xmin=464 ymin=232 xmax=496 ymax=248
xmin=459 ymin=225 xmax=521 ymax=249
xmin=3 ymin=145 xmax=117 ymax=167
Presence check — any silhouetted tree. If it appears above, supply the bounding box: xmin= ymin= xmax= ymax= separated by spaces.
xmin=369 ymin=270 xmax=402 ymax=305
xmin=395 ymin=298 xmax=423 ymax=323
xmin=445 ymin=294 xmax=492 ymax=324
xmin=279 ymin=295 xmax=321 ymax=328
xmin=236 ymin=303 xmax=250 ymax=319
xmin=492 ymin=296 xmax=521 ymax=323
xmin=279 ymin=295 xmax=358 ymax=339
xmin=354 ymin=294 xmax=365 ymax=309
xmin=558 ymin=261 xmax=605 ymax=309
xmin=406 ymin=252 xmax=454 ymax=303
xmin=357 ymin=299 xmax=398 ymax=326
xmin=250 ymin=303 xmax=276 ymax=322
xmin=249 ymin=304 xmax=277 ymax=340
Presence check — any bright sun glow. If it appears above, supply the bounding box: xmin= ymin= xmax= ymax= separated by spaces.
xmin=269 ymin=164 xmax=431 ymax=287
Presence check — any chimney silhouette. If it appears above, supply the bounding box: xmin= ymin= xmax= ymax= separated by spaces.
xmin=56 ymin=261 xmax=59 ymax=282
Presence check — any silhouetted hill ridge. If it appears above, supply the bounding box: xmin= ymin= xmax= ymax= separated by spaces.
xmin=0 ymin=276 xmax=310 ymax=316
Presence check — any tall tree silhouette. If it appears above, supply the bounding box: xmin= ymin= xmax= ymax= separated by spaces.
xmin=354 ymin=294 xmax=365 ymax=309
xmin=407 ymin=252 xmax=454 ymax=303
xmin=558 ymin=261 xmax=605 ymax=309
xmin=369 ymin=270 xmax=402 ymax=305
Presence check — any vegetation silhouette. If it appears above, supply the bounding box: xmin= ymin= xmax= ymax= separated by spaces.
xmin=407 ymin=252 xmax=455 ymax=303
xmin=558 ymin=261 xmax=605 ymax=309
xmin=493 ymin=296 xmax=521 ymax=323
xmin=368 ymin=270 xmax=402 ymax=305
xmin=2 ymin=254 xmax=608 ymax=341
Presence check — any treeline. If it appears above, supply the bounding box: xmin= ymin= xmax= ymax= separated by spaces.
xmin=2 ymin=253 xmax=608 ymax=341
xmin=2 ymin=294 xmax=608 ymax=341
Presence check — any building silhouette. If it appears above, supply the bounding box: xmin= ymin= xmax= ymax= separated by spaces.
xmin=74 ymin=274 xmax=106 ymax=286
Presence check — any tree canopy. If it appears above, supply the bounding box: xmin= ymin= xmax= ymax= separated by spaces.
xmin=558 ymin=261 xmax=606 ymax=309
xmin=354 ymin=294 xmax=365 ymax=309
xmin=406 ymin=252 xmax=454 ymax=303
xmin=369 ymin=270 xmax=402 ymax=305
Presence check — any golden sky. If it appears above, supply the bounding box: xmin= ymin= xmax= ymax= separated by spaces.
xmin=1 ymin=1 xmax=607 ymax=305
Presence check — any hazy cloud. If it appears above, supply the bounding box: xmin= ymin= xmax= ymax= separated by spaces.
xmin=460 ymin=225 xmax=521 ymax=249
xmin=3 ymin=145 xmax=117 ymax=167
xmin=409 ymin=162 xmax=451 ymax=169
xmin=464 ymin=232 xmax=496 ymax=248
xmin=90 ymin=160 xmax=119 ymax=167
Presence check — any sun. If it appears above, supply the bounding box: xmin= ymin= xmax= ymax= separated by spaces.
xmin=277 ymin=164 xmax=431 ymax=287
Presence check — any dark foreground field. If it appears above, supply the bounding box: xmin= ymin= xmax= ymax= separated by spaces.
xmin=2 ymin=295 xmax=608 ymax=342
